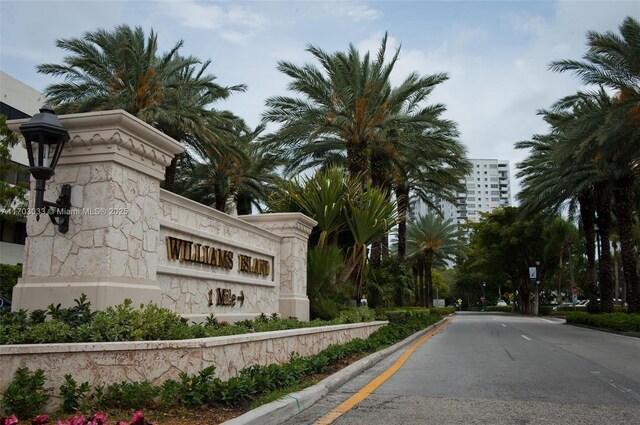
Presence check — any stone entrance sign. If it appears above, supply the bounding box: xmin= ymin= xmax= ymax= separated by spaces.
xmin=8 ymin=110 xmax=316 ymax=321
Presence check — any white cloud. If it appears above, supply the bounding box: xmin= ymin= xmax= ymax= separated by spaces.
xmin=155 ymin=0 xmax=267 ymax=42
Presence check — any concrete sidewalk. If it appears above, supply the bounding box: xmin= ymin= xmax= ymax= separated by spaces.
xmin=221 ymin=318 xmax=448 ymax=425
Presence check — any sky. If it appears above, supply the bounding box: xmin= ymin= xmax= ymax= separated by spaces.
xmin=1 ymin=0 xmax=639 ymax=200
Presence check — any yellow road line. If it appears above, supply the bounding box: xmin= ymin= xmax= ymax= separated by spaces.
xmin=312 ymin=319 xmax=450 ymax=425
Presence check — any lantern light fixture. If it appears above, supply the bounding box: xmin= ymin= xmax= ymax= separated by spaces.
xmin=19 ymin=105 xmax=71 ymax=233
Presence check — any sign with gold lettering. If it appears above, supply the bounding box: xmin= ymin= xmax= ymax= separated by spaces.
xmin=166 ymin=236 xmax=272 ymax=278
xmin=209 ymin=288 xmax=245 ymax=307
xmin=237 ymin=254 xmax=270 ymax=276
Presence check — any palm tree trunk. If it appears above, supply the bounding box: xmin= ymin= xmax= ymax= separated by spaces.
xmin=594 ymin=183 xmax=614 ymax=313
xmin=613 ymin=242 xmax=620 ymax=305
xmin=396 ymin=184 xmax=409 ymax=260
xmin=369 ymin=154 xmax=387 ymax=269
xmin=578 ymin=192 xmax=599 ymax=313
xmin=346 ymin=141 xmax=368 ymax=188
xmin=236 ymin=193 xmax=253 ymax=215
xmin=425 ymin=251 xmax=434 ymax=308
xmin=381 ymin=236 xmax=389 ymax=261
xmin=568 ymin=243 xmax=576 ymax=302
xmin=613 ymin=174 xmax=640 ymax=313
xmin=164 ymin=155 xmax=178 ymax=192
xmin=557 ymin=251 xmax=564 ymax=304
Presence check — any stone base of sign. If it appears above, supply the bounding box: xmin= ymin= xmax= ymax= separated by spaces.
xmin=279 ymin=295 xmax=310 ymax=321
xmin=11 ymin=277 xmax=162 ymax=311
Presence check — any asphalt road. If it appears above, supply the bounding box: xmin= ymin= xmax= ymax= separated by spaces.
xmin=284 ymin=312 xmax=640 ymax=425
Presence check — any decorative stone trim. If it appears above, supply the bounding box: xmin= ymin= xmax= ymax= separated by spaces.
xmin=9 ymin=110 xmax=184 ymax=180
xmin=240 ymin=213 xmax=317 ymax=239
xmin=162 ymin=190 xmax=283 ymax=242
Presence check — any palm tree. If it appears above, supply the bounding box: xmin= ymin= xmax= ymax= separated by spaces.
xmin=406 ymin=213 xmax=463 ymax=307
xmin=37 ymin=24 xmax=245 ymax=190
xmin=548 ymin=16 xmax=640 ymax=313
xmin=516 ymin=129 xmax=602 ymax=312
xmin=175 ymin=119 xmax=282 ymax=214
xmin=543 ymin=217 xmax=579 ymax=304
xmin=344 ymin=184 xmax=397 ymax=299
xmin=392 ymin=125 xmax=470 ymax=261
xmin=285 ymin=167 xmax=356 ymax=248
xmin=262 ymin=33 xmax=449 ymax=188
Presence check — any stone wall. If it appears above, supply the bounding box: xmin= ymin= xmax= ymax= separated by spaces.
xmin=0 ymin=322 xmax=387 ymax=411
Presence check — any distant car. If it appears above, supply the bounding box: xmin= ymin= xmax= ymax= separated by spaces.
xmin=496 ymin=300 xmax=508 ymax=307
xmin=576 ymin=300 xmax=589 ymax=307
xmin=0 ymin=296 xmax=11 ymax=311
xmin=552 ymin=302 xmax=576 ymax=311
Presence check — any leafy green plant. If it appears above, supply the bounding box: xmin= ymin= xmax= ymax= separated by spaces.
xmin=365 ymin=258 xmax=414 ymax=308
xmin=0 ymin=367 xmax=49 ymax=419
xmin=0 ymin=264 xmax=22 ymax=300
xmin=307 ymin=245 xmax=350 ymax=320
xmin=47 ymin=294 xmax=95 ymax=328
xmin=59 ymin=374 xmax=91 ymax=413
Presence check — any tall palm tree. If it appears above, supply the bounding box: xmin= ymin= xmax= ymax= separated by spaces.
xmin=262 ymin=33 xmax=449 ymax=188
xmin=392 ymin=125 xmax=470 ymax=261
xmin=37 ymin=24 xmax=245 ymax=190
xmin=516 ymin=129 xmax=602 ymax=312
xmin=406 ymin=213 xmax=463 ymax=307
xmin=548 ymin=16 xmax=640 ymax=313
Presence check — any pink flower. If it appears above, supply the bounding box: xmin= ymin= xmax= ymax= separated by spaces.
xmin=32 ymin=415 xmax=49 ymax=425
xmin=129 ymin=412 xmax=144 ymax=425
xmin=219 ymin=320 xmax=228 ymax=326
xmin=91 ymin=413 xmax=106 ymax=425
xmin=4 ymin=415 xmax=19 ymax=425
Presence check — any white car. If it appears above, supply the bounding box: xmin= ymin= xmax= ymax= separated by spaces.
xmin=496 ymin=300 xmax=508 ymax=307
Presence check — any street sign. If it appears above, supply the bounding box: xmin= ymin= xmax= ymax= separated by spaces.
xmin=529 ymin=267 xmax=537 ymax=279
xmin=457 ymin=298 xmax=462 ymax=305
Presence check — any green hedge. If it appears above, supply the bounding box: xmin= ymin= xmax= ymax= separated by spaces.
xmin=539 ymin=306 xmax=552 ymax=316
xmin=0 ymin=295 xmax=376 ymax=345
xmin=0 ymin=264 xmax=22 ymax=300
xmin=566 ymin=312 xmax=640 ymax=333
xmin=486 ymin=306 xmax=512 ymax=312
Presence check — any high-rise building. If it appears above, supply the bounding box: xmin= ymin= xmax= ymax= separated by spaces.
xmin=411 ymin=158 xmax=511 ymax=228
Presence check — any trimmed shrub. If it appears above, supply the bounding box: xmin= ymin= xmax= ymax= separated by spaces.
xmin=0 ymin=264 xmax=21 ymax=300
xmin=0 ymin=368 xmax=49 ymax=419
xmin=486 ymin=306 xmax=512 ymax=312
xmin=566 ymin=312 xmax=640 ymax=333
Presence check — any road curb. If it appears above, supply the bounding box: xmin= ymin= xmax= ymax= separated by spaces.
xmin=221 ymin=317 xmax=449 ymax=425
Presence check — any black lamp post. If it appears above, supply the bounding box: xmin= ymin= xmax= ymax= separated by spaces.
xmin=19 ymin=105 xmax=71 ymax=233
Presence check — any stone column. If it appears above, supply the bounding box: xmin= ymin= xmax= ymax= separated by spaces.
xmin=240 ymin=213 xmax=316 ymax=321
xmin=8 ymin=110 xmax=184 ymax=311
